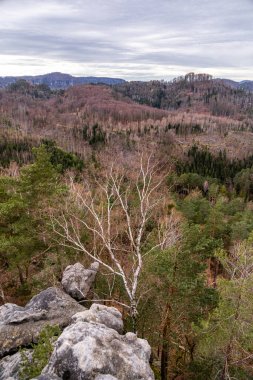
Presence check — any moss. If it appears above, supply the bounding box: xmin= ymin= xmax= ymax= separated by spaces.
xmin=19 ymin=324 xmax=61 ymax=380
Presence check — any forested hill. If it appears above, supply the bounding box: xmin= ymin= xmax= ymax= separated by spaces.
xmin=0 ymin=71 xmax=253 ymax=92
xmin=2 ymin=72 xmax=253 ymax=379
xmin=0 ymin=75 xmax=253 ymax=169
xmin=0 ymin=72 xmax=125 ymax=89
xmin=114 ymin=73 xmax=253 ymax=117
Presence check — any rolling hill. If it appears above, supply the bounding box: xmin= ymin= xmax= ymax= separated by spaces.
xmin=0 ymin=72 xmax=125 ymax=89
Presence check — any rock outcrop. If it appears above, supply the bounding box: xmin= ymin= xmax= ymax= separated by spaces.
xmin=0 ymin=262 xmax=154 ymax=379
xmin=72 ymin=303 xmax=123 ymax=334
xmin=0 ymin=287 xmax=85 ymax=358
xmin=42 ymin=319 xmax=154 ymax=379
xmin=0 ymin=350 xmax=33 ymax=380
xmin=61 ymin=262 xmax=99 ymax=301
xmin=0 ymin=352 xmax=22 ymax=380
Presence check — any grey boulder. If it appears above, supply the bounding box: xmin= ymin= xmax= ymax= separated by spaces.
xmin=42 ymin=319 xmax=154 ymax=379
xmin=61 ymin=262 xmax=99 ymax=300
xmin=0 ymin=350 xmax=32 ymax=380
xmin=0 ymin=303 xmax=47 ymax=325
xmin=0 ymin=352 xmax=22 ymax=380
xmin=72 ymin=303 xmax=124 ymax=334
xmin=0 ymin=287 xmax=85 ymax=358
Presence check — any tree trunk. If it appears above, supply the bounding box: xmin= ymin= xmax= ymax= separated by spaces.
xmin=17 ymin=265 xmax=25 ymax=285
xmin=160 ymin=262 xmax=177 ymax=380
xmin=132 ymin=314 xmax=137 ymax=334
xmin=160 ymin=302 xmax=171 ymax=380
xmin=161 ymin=323 xmax=169 ymax=380
xmin=25 ymin=264 xmax=29 ymax=281
xmin=220 ymin=356 xmax=230 ymax=380
xmin=130 ymin=300 xmax=138 ymax=333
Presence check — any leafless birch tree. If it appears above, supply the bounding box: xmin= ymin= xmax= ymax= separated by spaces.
xmin=52 ymin=156 xmax=175 ymax=329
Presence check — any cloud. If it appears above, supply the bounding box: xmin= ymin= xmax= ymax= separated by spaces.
xmin=0 ymin=0 xmax=252 ymax=80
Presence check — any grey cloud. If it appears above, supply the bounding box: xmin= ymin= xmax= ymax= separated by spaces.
xmin=0 ymin=0 xmax=252 ymax=80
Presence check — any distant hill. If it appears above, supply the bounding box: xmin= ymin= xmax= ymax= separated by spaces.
xmin=114 ymin=73 xmax=253 ymax=117
xmin=0 ymin=83 xmax=168 ymax=155
xmin=239 ymin=80 xmax=253 ymax=92
xmin=0 ymin=77 xmax=253 ymax=165
xmin=218 ymin=79 xmax=253 ymax=92
xmin=0 ymin=72 xmax=126 ymax=89
xmin=1 ymin=71 xmax=252 ymax=92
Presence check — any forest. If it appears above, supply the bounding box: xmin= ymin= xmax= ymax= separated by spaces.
xmin=1 ymin=76 xmax=253 ymax=379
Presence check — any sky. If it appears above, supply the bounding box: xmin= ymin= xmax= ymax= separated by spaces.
xmin=0 ymin=0 xmax=252 ymax=81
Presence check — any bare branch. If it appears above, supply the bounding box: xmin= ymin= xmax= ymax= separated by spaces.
xmin=51 ymin=154 xmax=171 ymax=320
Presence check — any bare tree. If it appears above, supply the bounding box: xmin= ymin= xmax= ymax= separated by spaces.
xmin=52 ymin=156 xmax=174 ymax=330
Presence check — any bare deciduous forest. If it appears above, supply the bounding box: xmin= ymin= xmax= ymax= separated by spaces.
xmin=1 ymin=73 xmax=253 ymax=379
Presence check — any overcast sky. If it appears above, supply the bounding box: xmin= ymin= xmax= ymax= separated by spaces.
xmin=0 ymin=0 xmax=252 ymax=81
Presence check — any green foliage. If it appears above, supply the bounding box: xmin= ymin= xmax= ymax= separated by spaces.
xmin=195 ymin=241 xmax=253 ymax=379
xmin=231 ymin=210 xmax=253 ymax=241
xmin=234 ymin=167 xmax=253 ymax=200
xmin=78 ymin=124 xmax=106 ymax=146
xmin=177 ymin=195 xmax=211 ymax=224
xmin=217 ymin=197 xmax=245 ymax=216
xmin=89 ymin=124 xmax=106 ymax=145
xmin=176 ymin=189 xmax=253 ymax=248
xmin=19 ymin=145 xmax=61 ymax=205
xmin=168 ymin=172 xmax=219 ymax=197
xmin=159 ymin=168 xmax=253 ymax=377
xmin=0 ymin=136 xmax=34 ymax=167
xmin=151 ymin=179 xmax=251 ymax=377
xmin=186 ymin=358 xmax=221 ymax=380
xmin=42 ymin=140 xmax=84 ymax=173
xmin=151 ymin=364 xmax=162 ymax=380
xmin=8 ymin=80 xmax=53 ymax=99
xmin=204 ymin=207 xmax=230 ymax=241
xmin=138 ymin=222 xmax=219 ymax=378
xmin=19 ymin=325 xmax=61 ymax=380
xmin=1 ymin=134 xmax=253 ymax=380
xmin=8 ymin=79 xmax=31 ymax=94
xmin=176 ymin=145 xmax=253 ymax=183
xmin=0 ymin=145 xmax=65 ymax=284
xmin=0 ymin=175 xmax=39 ymax=278
xmin=165 ymin=122 xmax=203 ymax=135
xmin=168 ymin=172 xmax=203 ymax=191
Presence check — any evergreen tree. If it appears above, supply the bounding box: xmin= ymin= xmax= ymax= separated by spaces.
xmin=196 ymin=239 xmax=253 ymax=379
xmin=139 ymin=222 xmax=218 ymax=379
xmin=0 ymin=146 xmax=64 ymax=286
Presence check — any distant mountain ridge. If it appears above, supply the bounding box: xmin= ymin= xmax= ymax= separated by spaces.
xmin=218 ymin=79 xmax=253 ymax=92
xmin=0 ymin=71 xmax=252 ymax=91
xmin=0 ymin=72 xmax=126 ymax=89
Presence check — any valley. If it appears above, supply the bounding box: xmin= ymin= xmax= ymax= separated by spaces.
xmin=1 ymin=72 xmax=253 ymax=379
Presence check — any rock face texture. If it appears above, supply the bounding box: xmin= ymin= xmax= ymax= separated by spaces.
xmin=72 ymin=303 xmax=123 ymax=334
xmin=0 ymin=350 xmax=33 ymax=380
xmin=32 ymin=375 xmax=61 ymax=380
xmin=0 ymin=287 xmax=85 ymax=358
xmin=0 ymin=262 xmax=154 ymax=379
xmin=61 ymin=262 xmax=99 ymax=301
xmin=42 ymin=317 xmax=154 ymax=379
xmin=0 ymin=352 xmax=23 ymax=380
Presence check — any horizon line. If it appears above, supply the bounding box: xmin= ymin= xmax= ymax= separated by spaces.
xmin=0 ymin=71 xmax=252 ymax=83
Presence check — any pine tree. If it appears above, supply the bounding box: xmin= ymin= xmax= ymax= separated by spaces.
xmin=0 ymin=146 xmax=64 ymax=285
